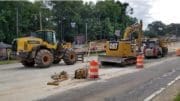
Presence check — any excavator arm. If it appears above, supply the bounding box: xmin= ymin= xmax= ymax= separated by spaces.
xmin=122 ymin=20 xmax=143 ymax=51
xmin=123 ymin=20 xmax=143 ymax=40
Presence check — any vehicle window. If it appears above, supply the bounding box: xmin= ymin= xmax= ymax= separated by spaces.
xmin=149 ymin=43 xmax=155 ymax=48
xmin=45 ymin=31 xmax=54 ymax=44
xmin=31 ymin=31 xmax=44 ymax=40
xmin=53 ymin=32 xmax=57 ymax=44
xmin=146 ymin=41 xmax=155 ymax=48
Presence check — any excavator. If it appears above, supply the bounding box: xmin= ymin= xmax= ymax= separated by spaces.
xmin=98 ymin=20 xmax=143 ymax=66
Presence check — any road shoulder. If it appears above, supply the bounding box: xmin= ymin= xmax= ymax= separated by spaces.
xmin=153 ymin=79 xmax=180 ymax=101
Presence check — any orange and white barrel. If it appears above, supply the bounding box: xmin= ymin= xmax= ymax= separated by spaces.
xmin=136 ymin=54 xmax=144 ymax=68
xmin=89 ymin=60 xmax=99 ymax=79
xmin=176 ymin=48 xmax=180 ymax=56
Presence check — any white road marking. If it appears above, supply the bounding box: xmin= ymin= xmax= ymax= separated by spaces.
xmin=144 ymin=75 xmax=180 ymax=101
xmin=167 ymin=80 xmax=176 ymax=86
xmin=167 ymin=75 xmax=180 ymax=87
xmin=144 ymin=88 xmax=165 ymax=101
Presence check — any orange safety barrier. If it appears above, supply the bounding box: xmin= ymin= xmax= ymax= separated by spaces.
xmin=176 ymin=48 xmax=180 ymax=56
xmin=89 ymin=60 xmax=99 ymax=79
xmin=136 ymin=54 xmax=144 ymax=68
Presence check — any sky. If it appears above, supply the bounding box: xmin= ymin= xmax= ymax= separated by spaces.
xmin=119 ymin=0 xmax=180 ymax=29
xmin=29 ymin=0 xmax=180 ymax=29
xmin=86 ymin=0 xmax=180 ymax=29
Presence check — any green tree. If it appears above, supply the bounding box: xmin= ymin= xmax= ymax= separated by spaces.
xmin=145 ymin=21 xmax=166 ymax=37
xmin=0 ymin=1 xmax=52 ymax=43
xmin=0 ymin=31 xmax=5 ymax=42
xmin=0 ymin=0 xmax=137 ymax=43
xmin=166 ymin=24 xmax=180 ymax=36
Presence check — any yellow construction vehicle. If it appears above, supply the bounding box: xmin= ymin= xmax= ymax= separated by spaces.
xmin=159 ymin=37 xmax=169 ymax=55
xmin=12 ymin=30 xmax=77 ymax=68
xmin=62 ymin=42 xmax=72 ymax=49
xmin=98 ymin=20 xmax=143 ymax=66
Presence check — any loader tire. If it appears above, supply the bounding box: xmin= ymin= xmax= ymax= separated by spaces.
xmin=35 ymin=49 xmax=53 ymax=68
xmin=21 ymin=60 xmax=35 ymax=67
xmin=63 ymin=49 xmax=77 ymax=65
xmin=53 ymin=59 xmax=61 ymax=64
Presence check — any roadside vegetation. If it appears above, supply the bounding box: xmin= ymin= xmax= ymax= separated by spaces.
xmin=174 ymin=93 xmax=180 ymax=101
xmin=0 ymin=0 xmax=179 ymax=44
xmin=0 ymin=60 xmax=18 ymax=65
xmin=0 ymin=0 xmax=137 ymax=43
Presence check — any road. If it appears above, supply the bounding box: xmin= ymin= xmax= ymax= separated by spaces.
xmin=0 ymin=43 xmax=179 ymax=101
xmin=0 ymin=56 xmax=98 ymax=101
xmin=40 ymin=55 xmax=180 ymax=101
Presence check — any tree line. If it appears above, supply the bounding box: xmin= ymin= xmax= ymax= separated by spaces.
xmin=0 ymin=0 xmax=137 ymax=44
xmin=145 ymin=21 xmax=180 ymax=38
xmin=0 ymin=0 xmax=178 ymax=44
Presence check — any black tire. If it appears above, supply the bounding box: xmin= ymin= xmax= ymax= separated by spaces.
xmin=21 ymin=60 xmax=35 ymax=67
xmin=63 ymin=49 xmax=77 ymax=65
xmin=101 ymin=62 xmax=106 ymax=65
xmin=119 ymin=62 xmax=126 ymax=67
xmin=35 ymin=49 xmax=53 ymax=68
xmin=161 ymin=52 xmax=165 ymax=57
xmin=157 ymin=50 xmax=163 ymax=58
xmin=145 ymin=56 xmax=149 ymax=59
xmin=162 ymin=47 xmax=168 ymax=57
xmin=53 ymin=59 xmax=61 ymax=64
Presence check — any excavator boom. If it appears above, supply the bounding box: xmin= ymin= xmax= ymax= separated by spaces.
xmin=123 ymin=20 xmax=143 ymax=40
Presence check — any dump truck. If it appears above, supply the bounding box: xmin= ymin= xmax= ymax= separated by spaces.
xmin=12 ymin=30 xmax=77 ymax=68
xmin=98 ymin=20 xmax=143 ymax=66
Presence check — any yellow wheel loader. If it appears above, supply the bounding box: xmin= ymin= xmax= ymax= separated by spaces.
xmin=12 ymin=30 xmax=77 ymax=68
xmin=98 ymin=20 xmax=143 ymax=66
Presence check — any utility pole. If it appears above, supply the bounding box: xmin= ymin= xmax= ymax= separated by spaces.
xmin=85 ymin=23 xmax=87 ymax=44
xmin=60 ymin=21 xmax=62 ymax=41
xmin=39 ymin=11 xmax=42 ymax=30
xmin=16 ymin=8 xmax=19 ymax=37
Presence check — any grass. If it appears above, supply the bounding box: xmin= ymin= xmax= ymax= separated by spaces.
xmin=174 ymin=93 xmax=180 ymax=101
xmin=0 ymin=60 xmax=18 ymax=65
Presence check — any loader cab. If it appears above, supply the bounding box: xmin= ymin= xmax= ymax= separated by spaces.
xmin=31 ymin=30 xmax=57 ymax=45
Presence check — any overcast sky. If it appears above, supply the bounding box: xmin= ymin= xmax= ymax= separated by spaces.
xmin=119 ymin=0 xmax=180 ymax=29
xmin=84 ymin=0 xmax=180 ymax=29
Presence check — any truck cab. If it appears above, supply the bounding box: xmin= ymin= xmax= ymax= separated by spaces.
xmin=143 ymin=39 xmax=163 ymax=58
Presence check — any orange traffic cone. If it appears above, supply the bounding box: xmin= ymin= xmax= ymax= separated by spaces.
xmin=176 ymin=48 xmax=180 ymax=56
xmin=136 ymin=54 xmax=144 ymax=68
xmin=89 ymin=60 xmax=99 ymax=79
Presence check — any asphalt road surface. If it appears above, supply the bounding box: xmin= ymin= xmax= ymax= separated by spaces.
xmin=40 ymin=55 xmax=180 ymax=101
xmin=0 ymin=43 xmax=179 ymax=101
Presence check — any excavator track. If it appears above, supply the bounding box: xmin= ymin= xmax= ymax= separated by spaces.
xmin=98 ymin=55 xmax=136 ymax=67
